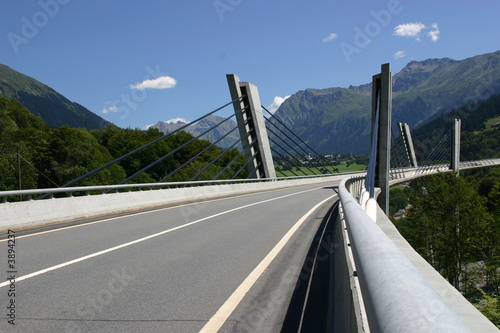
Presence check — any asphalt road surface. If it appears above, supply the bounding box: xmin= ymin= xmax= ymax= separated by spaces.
xmin=0 ymin=181 xmax=339 ymax=333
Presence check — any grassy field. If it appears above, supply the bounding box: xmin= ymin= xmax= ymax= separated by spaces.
xmin=485 ymin=116 xmax=500 ymax=129
xmin=276 ymin=163 xmax=367 ymax=177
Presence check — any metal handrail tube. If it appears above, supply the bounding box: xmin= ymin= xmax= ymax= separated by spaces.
xmin=0 ymin=171 xmax=366 ymax=203
xmin=338 ymin=176 xmax=470 ymax=333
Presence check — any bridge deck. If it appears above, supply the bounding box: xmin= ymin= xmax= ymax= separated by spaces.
xmin=0 ymin=181 xmax=339 ymax=332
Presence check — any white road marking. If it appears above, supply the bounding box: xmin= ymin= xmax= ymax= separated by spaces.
xmin=0 ymin=187 xmax=327 ymax=288
xmin=199 ymin=194 xmax=337 ymax=333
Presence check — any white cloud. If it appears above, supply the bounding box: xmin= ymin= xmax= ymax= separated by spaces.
xmin=393 ymin=22 xmax=426 ymax=39
xmin=322 ymin=33 xmax=338 ymax=43
xmin=101 ymin=104 xmax=117 ymax=114
xmin=394 ymin=50 xmax=406 ymax=59
xmin=165 ymin=117 xmax=188 ymax=124
xmin=144 ymin=123 xmax=155 ymax=130
xmin=130 ymin=75 xmax=177 ymax=90
xmin=428 ymin=23 xmax=440 ymax=42
xmin=267 ymin=95 xmax=291 ymax=113
xmin=393 ymin=22 xmax=441 ymax=42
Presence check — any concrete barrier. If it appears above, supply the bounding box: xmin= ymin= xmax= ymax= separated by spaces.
xmin=0 ymin=174 xmax=355 ymax=231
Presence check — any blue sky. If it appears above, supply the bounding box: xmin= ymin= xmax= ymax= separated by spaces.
xmin=1 ymin=0 xmax=499 ymax=129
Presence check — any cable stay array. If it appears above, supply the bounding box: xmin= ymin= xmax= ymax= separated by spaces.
xmin=413 ymin=130 xmax=452 ymax=175
xmin=37 ymin=97 xmax=262 ymax=198
xmin=262 ymin=106 xmax=340 ymax=177
xmin=389 ymin=127 xmax=410 ymax=180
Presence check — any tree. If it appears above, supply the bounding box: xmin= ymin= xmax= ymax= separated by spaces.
xmin=401 ymin=173 xmax=489 ymax=291
xmin=37 ymin=126 xmax=126 ymax=187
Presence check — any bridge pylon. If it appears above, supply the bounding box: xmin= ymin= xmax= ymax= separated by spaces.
xmin=371 ymin=63 xmax=392 ymax=215
xmin=398 ymin=122 xmax=418 ymax=168
xmin=450 ymin=118 xmax=461 ymax=172
xmin=226 ymin=75 xmax=276 ymax=179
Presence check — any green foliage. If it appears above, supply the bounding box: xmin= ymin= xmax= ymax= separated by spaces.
xmin=412 ymin=93 xmax=500 ymax=162
xmin=0 ymin=96 xmax=50 ymax=191
xmin=354 ymin=155 xmax=369 ymax=166
xmin=393 ymin=171 xmax=500 ymax=326
xmin=474 ymin=290 xmax=500 ymax=328
xmin=397 ymin=173 xmax=492 ymax=289
xmin=388 ymin=185 xmax=412 ymax=216
xmin=461 ymin=128 xmax=500 ymax=160
xmin=37 ymin=126 xmax=126 ymax=187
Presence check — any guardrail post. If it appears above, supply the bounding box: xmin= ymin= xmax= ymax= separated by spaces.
xmin=226 ymin=74 xmax=276 ymax=179
xmin=371 ymin=64 xmax=392 ymax=215
xmin=398 ymin=122 xmax=418 ymax=167
xmin=450 ymin=118 xmax=461 ymax=172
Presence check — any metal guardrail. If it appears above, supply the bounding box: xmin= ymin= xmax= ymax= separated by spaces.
xmin=4 ymin=159 xmax=495 ymax=203
xmin=338 ymin=176 xmax=470 ymax=333
xmin=0 ymin=171 xmax=365 ymax=203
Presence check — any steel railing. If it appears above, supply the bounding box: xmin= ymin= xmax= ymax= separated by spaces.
xmin=0 ymin=171 xmax=365 ymax=203
xmin=338 ymin=175 xmax=470 ymax=333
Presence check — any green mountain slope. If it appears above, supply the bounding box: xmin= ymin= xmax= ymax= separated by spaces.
xmin=411 ymin=93 xmax=500 ymax=162
xmin=273 ymin=50 xmax=500 ymax=154
xmin=0 ymin=64 xmax=109 ymax=130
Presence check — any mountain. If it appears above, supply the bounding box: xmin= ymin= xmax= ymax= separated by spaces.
xmin=150 ymin=115 xmax=239 ymax=149
xmin=0 ymin=64 xmax=109 ymax=130
xmin=273 ymin=51 xmax=500 ymax=154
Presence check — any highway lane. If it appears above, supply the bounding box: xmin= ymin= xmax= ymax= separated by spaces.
xmin=0 ymin=181 xmax=339 ymax=332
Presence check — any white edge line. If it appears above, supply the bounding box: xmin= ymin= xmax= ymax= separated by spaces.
xmin=198 ymin=194 xmax=337 ymax=333
xmin=0 ymin=187 xmax=324 ymax=288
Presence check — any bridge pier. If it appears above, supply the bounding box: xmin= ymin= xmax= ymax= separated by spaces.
xmin=226 ymin=74 xmax=276 ymax=179
xmin=398 ymin=122 xmax=418 ymax=168
xmin=450 ymin=118 xmax=461 ymax=172
xmin=371 ymin=64 xmax=392 ymax=215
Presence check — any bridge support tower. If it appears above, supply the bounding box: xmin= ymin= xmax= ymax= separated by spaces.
xmin=450 ymin=118 xmax=461 ymax=172
xmin=371 ymin=64 xmax=392 ymax=215
xmin=227 ymin=74 xmax=276 ymax=179
xmin=398 ymin=122 xmax=418 ymax=168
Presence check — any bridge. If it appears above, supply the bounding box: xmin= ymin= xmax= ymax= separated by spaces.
xmin=1 ymin=66 xmax=499 ymax=332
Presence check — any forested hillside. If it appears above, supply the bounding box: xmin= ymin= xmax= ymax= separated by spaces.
xmin=0 ymin=96 xmax=246 ymax=192
xmin=411 ymin=93 xmax=500 ymax=162
xmin=390 ymin=170 xmax=500 ymax=328
xmin=0 ymin=64 xmax=109 ymax=130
